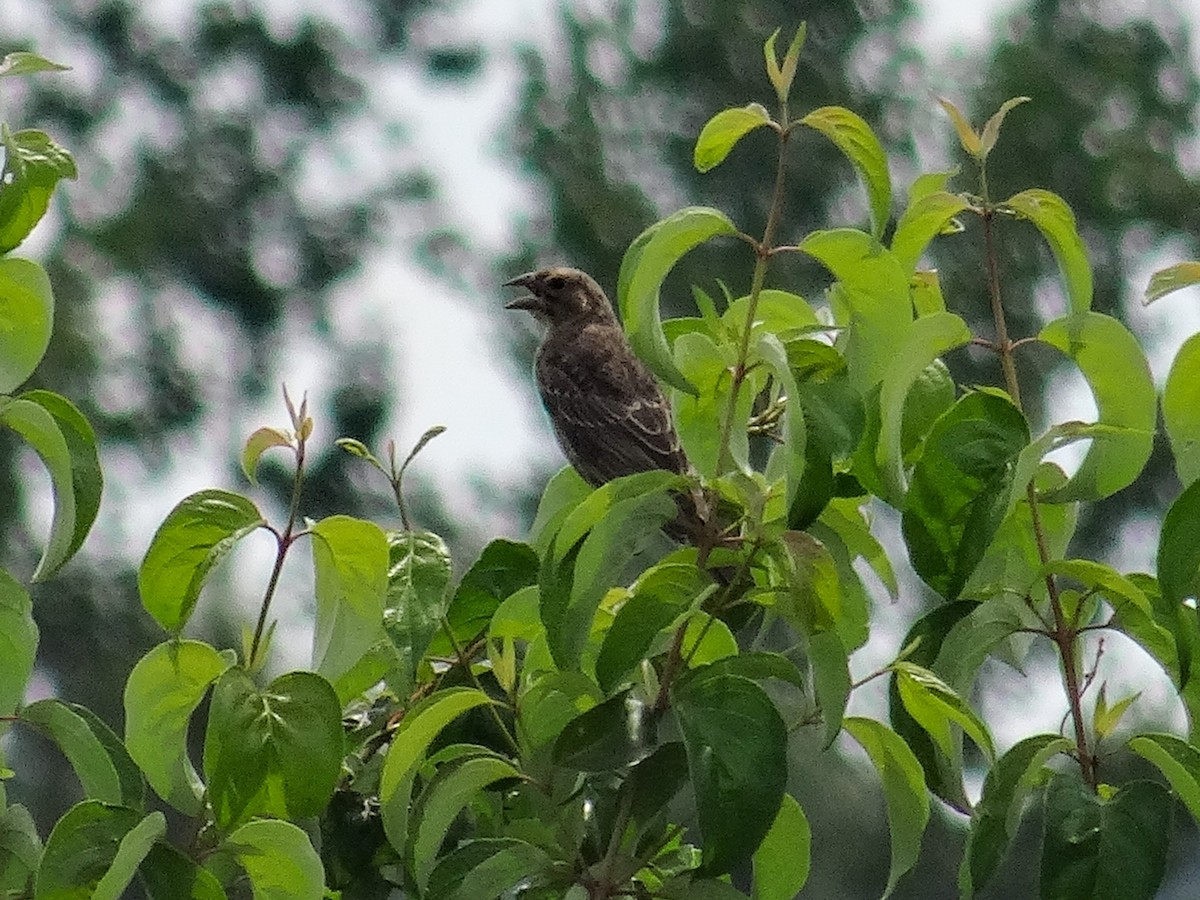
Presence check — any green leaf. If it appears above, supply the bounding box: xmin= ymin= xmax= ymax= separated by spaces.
xmin=1037 ymin=312 xmax=1155 ymax=501
xmin=138 ymin=843 xmax=228 ymax=900
xmin=752 ymin=793 xmax=810 ymax=900
xmin=890 ymin=191 xmax=971 ymax=275
xmin=21 ymin=700 xmax=144 ymax=808
xmin=892 ymin=661 xmax=994 ymax=761
xmin=425 ymin=838 xmax=552 ymax=900
xmin=978 ymin=96 xmax=1031 ymax=156
xmin=18 ymin=391 xmax=103 ymax=577
xmin=902 ymin=391 xmax=1030 ymax=600
xmin=0 ymin=803 xmax=41 ymax=897
xmin=960 ymin=734 xmax=1072 ymax=897
xmin=516 ymin=671 xmax=601 ymax=752
xmin=384 ymin=530 xmax=452 ymax=695
xmin=0 ymin=52 xmax=71 ymax=77
xmin=842 ymin=717 xmax=930 ymax=898
xmin=92 ymin=811 xmax=165 ymax=900
xmin=1006 ymin=189 xmax=1093 ymax=315
xmin=754 ymin=332 xmax=807 ymax=504
xmin=138 ymin=489 xmax=264 ymax=632
xmin=379 ymin=687 xmax=494 ymax=850
xmin=0 ymin=396 xmax=88 ymax=582
xmin=910 ymin=269 xmax=948 ymax=316
xmin=1160 ymin=479 xmax=1200 ymax=610
xmin=437 ymin=538 xmax=539 ymax=661
xmin=673 ymin=332 xmax=749 ymax=477
xmin=240 ymin=427 xmax=292 ymax=483
xmin=721 ymin=288 xmax=821 ymax=339
xmin=800 ymin=107 xmax=891 ymax=239
xmin=960 ymin=494 xmax=1076 ymax=606
xmin=544 ymin=472 xmax=680 ymax=669
xmin=597 ymin=563 xmax=707 ymax=693
xmin=206 ymin=820 xmax=324 ymax=900
xmin=0 ymin=258 xmax=53 ymax=393
xmin=0 ymin=127 xmax=77 ymax=253
xmin=1163 ymin=332 xmax=1200 ymax=486
xmin=529 ymin=466 xmax=591 ymax=554
xmin=936 ymin=96 xmax=983 ymax=157
xmin=1040 ymin=774 xmax=1170 ymax=900
xmin=888 ymin=602 xmax=976 ymax=812
xmin=617 ymin=207 xmax=739 ymax=395
xmin=799 ymin=229 xmax=911 ymax=391
xmin=876 ymin=311 xmax=971 ymax=499
xmin=1144 ymin=260 xmax=1200 ymax=305
xmin=553 ymin=689 xmax=654 ymax=772
xmin=673 ymin=670 xmax=787 ymax=876
xmin=1128 ymin=733 xmax=1200 ymax=827
xmin=694 ymin=104 xmax=772 ymax=173
xmin=0 ymin=570 xmax=36 ymax=718
xmin=934 ymin=593 xmax=1043 ymax=695
xmin=34 ymin=800 xmax=141 ymax=900
xmin=809 ymin=629 xmax=851 ymax=748
xmin=411 ymin=752 xmax=522 ymax=890
xmin=123 ymin=640 xmax=232 ymax=815
xmin=309 ymin=515 xmax=389 ymax=682
xmin=776 ymin=531 xmax=843 ymax=637
xmin=683 ymin=612 xmax=738 ymax=667
xmin=203 ymin=668 xmax=342 ymax=831
xmin=1092 ymin=684 xmax=1139 ymax=741
xmin=762 ymin=23 xmax=806 ymax=104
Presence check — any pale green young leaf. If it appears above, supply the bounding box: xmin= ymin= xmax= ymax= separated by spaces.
xmin=138 ymin=489 xmax=264 ymax=631
xmin=240 ymin=427 xmax=292 ymax=483
xmin=762 ymin=28 xmax=783 ymax=96
xmin=1037 ymin=312 xmax=1155 ymax=502
xmin=908 ymin=169 xmax=959 ymax=205
xmin=1093 ymin=684 xmax=1140 ymax=741
xmin=800 ymin=107 xmax=891 ymax=239
xmin=777 ymin=23 xmax=807 ymax=101
xmin=0 ymin=258 xmax=53 ymax=393
xmin=673 ymin=332 xmax=748 ymax=477
xmin=309 ymin=515 xmax=389 ymax=682
xmin=978 ymin=96 xmax=1031 ymax=156
xmin=892 ymin=661 xmax=995 ymax=760
xmin=1143 ymin=261 xmax=1200 ymax=305
xmin=1005 ymin=188 xmax=1093 ymax=314
xmin=753 ymin=332 xmax=806 ymax=504
xmin=0 ymin=52 xmax=70 ymax=77
xmin=1163 ymin=332 xmax=1200 ymax=486
xmin=936 ymin=97 xmax=983 ymax=157
xmin=843 ymin=717 xmax=930 ymax=898
xmin=694 ymin=104 xmax=772 ymax=173
xmin=618 ymin=207 xmax=739 ymax=396
xmin=752 ymin=793 xmax=810 ymax=900
xmin=529 ymin=465 xmax=591 ymax=554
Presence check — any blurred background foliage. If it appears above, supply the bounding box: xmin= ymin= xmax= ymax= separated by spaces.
xmin=4 ymin=0 xmax=1200 ymax=895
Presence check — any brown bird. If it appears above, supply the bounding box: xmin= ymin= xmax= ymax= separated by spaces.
xmin=504 ymin=266 xmax=713 ymax=544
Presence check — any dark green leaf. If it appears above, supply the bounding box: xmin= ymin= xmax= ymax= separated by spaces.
xmin=425 ymin=838 xmax=552 ymax=900
xmin=809 ymin=629 xmax=851 ymax=747
xmin=553 ymin=689 xmax=654 ymax=772
xmin=384 ymin=530 xmax=452 ymax=695
xmin=0 ymin=128 xmax=76 ymax=253
xmin=203 ymin=668 xmax=342 ymax=831
xmin=1128 ymin=733 xmax=1200 ymax=828
xmin=34 ymin=800 xmax=141 ymax=899
xmin=960 ymin=734 xmax=1072 ymax=897
xmin=673 ymin=670 xmax=787 ymax=875
xmin=1163 ymin=332 xmax=1200 ymax=487
xmin=205 ymin=820 xmax=323 ymax=899
xmin=1041 ymin=775 xmax=1170 ymax=900
xmin=902 ymin=391 xmax=1029 ymax=600
xmin=139 ymin=843 xmax=227 ymax=900
xmin=0 ymin=570 xmax=36 ymax=718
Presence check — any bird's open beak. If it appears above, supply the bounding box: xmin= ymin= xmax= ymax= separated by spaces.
xmin=504 ymin=272 xmax=539 ymax=311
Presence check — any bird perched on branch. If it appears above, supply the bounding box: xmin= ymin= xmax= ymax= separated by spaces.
xmin=504 ymin=266 xmax=717 ymax=546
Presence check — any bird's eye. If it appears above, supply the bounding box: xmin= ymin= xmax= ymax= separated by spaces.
xmin=547 ymin=276 xmax=566 ymax=290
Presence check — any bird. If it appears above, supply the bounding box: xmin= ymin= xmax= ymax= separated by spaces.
xmin=504 ymin=266 xmax=717 ymax=546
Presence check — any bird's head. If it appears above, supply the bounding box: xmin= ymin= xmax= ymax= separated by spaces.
xmin=504 ymin=267 xmax=614 ymax=327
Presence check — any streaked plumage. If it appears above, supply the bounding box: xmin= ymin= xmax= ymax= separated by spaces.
xmin=505 ymin=266 xmax=706 ymax=540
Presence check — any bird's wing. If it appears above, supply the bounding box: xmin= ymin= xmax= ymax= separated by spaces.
xmin=537 ymin=324 xmax=689 ymax=485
